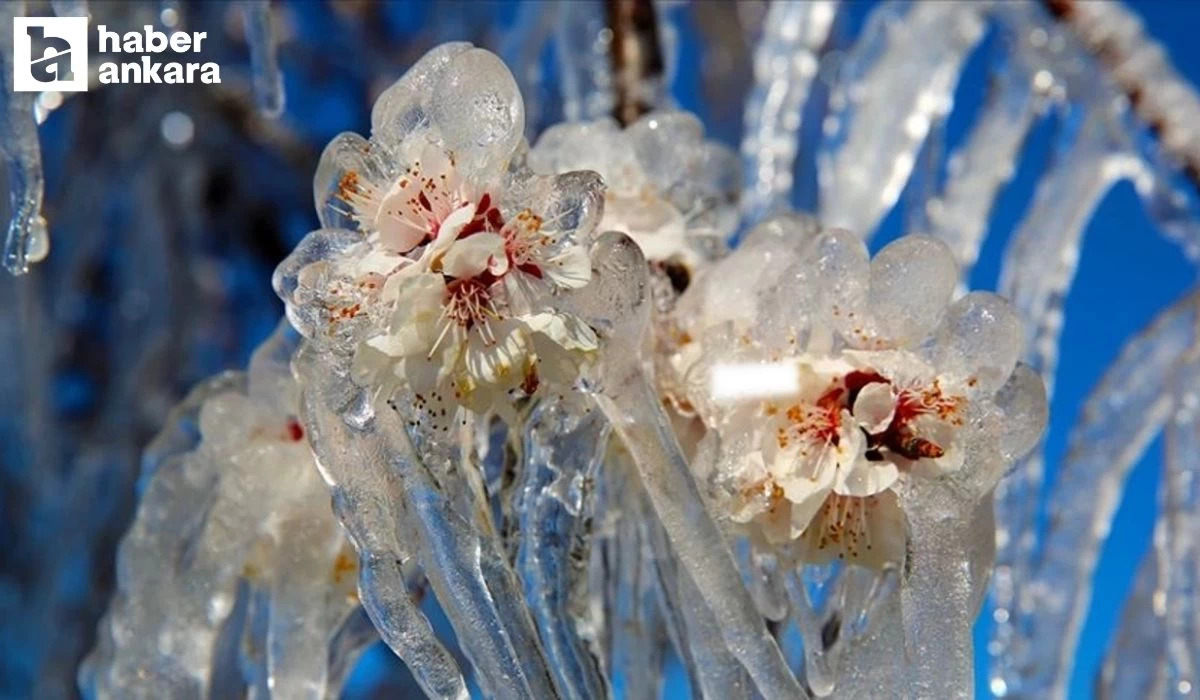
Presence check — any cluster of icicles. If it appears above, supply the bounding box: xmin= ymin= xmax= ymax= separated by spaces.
xmin=83 ymin=44 xmax=1047 ymax=700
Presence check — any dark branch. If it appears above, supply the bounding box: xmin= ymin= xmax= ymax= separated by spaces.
xmin=606 ymin=0 xmax=665 ymax=127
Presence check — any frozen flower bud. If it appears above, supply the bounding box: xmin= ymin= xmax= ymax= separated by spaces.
xmin=528 ymin=109 xmax=739 ymax=283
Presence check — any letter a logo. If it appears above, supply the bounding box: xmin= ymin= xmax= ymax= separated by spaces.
xmin=13 ymin=17 xmax=88 ymax=92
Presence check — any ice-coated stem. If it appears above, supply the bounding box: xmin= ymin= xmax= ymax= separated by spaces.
xmin=0 ymin=0 xmax=49 ymax=275
xmin=243 ymin=0 xmax=286 ymax=118
xmin=265 ymin=503 xmax=355 ymax=700
xmin=644 ymin=491 xmax=752 ymax=700
xmin=1098 ymin=549 xmax=1168 ymax=699
xmin=900 ymin=488 xmax=993 ymax=700
xmin=1013 ymin=291 xmax=1200 ymax=697
xmin=300 ymin=384 xmax=469 ymax=700
xmin=592 ymin=371 xmax=806 ymax=700
xmin=555 ymin=0 xmax=614 ymax=122
xmin=817 ymin=0 xmax=985 ymax=240
xmin=1161 ymin=358 xmax=1200 ymax=698
xmin=990 ymin=111 xmax=1143 ymax=697
xmin=927 ymin=50 xmax=1041 ymax=284
xmin=739 ymin=0 xmax=837 ymax=227
xmin=516 ymin=394 xmax=611 ymax=700
xmin=300 ymin=348 xmax=559 ymax=700
xmin=677 ymin=566 xmax=754 ymax=700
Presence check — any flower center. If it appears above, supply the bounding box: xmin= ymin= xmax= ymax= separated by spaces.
xmin=846 ymin=372 xmax=963 ymax=462
xmin=807 ymin=493 xmax=877 ymax=559
xmin=500 ymin=210 xmax=549 ymax=279
xmin=444 ymin=276 xmax=497 ymax=332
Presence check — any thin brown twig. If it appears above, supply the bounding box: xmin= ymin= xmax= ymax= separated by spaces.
xmin=606 ymin=0 xmax=665 ymax=127
xmin=1043 ymin=0 xmax=1200 ymax=187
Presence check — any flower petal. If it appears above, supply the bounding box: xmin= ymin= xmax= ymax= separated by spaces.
xmin=861 ymin=490 xmax=908 ymax=569
xmin=313 ymin=132 xmax=394 ymax=232
xmin=852 ymin=381 xmax=897 ymax=434
xmin=465 ymin=320 xmax=531 ymax=387
xmin=523 ymin=311 xmax=598 ymax=352
xmin=440 ymin=232 xmax=506 ymax=279
xmin=837 ymin=458 xmax=899 ymax=498
xmin=543 ymin=245 xmax=593 ymax=289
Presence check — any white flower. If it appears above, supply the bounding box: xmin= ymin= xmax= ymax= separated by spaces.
xmin=351 ymin=228 xmax=598 ymax=411
xmin=682 ymin=220 xmax=1045 ymax=569
xmin=277 ymin=44 xmax=606 ymax=420
xmin=727 ymin=350 xmax=966 ymax=565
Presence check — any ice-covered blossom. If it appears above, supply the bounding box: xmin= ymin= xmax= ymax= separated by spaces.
xmin=527 ymin=111 xmax=740 ymax=433
xmin=527 ymin=111 xmax=738 ymax=279
xmin=669 ymin=217 xmax=1046 ymax=569
xmin=274 ymin=44 xmax=606 ymax=416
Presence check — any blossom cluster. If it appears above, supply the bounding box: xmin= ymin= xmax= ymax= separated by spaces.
xmin=666 ymin=222 xmax=1046 ymax=569
xmin=274 ymin=42 xmax=1046 ymax=573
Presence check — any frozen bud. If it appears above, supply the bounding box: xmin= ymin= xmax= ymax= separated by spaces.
xmin=931 ymin=292 xmax=1024 ymax=393
xmin=991 ymin=363 xmax=1048 ymax=461
xmin=867 ymin=235 xmax=957 ymax=347
xmin=430 ymin=48 xmax=525 ymax=172
xmin=370 ymin=42 xmax=472 ymax=151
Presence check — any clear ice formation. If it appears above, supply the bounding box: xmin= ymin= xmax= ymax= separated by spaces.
xmin=818 ymin=1 xmax=985 ymax=240
xmin=739 ymin=0 xmax=836 ymax=227
xmin=82 ymin=323 xmax=367 ymax=699
xmin=0 ymin=0 xmax=49 ymax=276
xmin=66 ymin=1 xmax=1200 ymax=698
xmin=243 ymin=1 xmax=287 ymax=119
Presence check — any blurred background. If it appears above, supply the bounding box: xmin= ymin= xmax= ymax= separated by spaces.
xmin=1 ymin=1 xmax=1197 ymax=698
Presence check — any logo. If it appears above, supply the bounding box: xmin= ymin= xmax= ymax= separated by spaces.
xmin=13 ymin=17 xmax=88 ymax=92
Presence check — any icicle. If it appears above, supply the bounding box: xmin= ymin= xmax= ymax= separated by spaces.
xmin=299 ymin=345 xmax=559 ymax=700
xmin=555 ymin=0 xmax=614 ymax=122
xmin=899 ymin=489 xmax=996 ymax=700
xmin=831 ymin=596 xmax=906 ymax=700
xmin=676 ymin=564 xmax=755 ymax=700
xmin=0 ymin=0 xmax=49 ymax=275
xmin=738 ymin=0 xmax=837 ymax=227
xmin=743 ymin=544 xmax=789 ymax=623
xmin=610 ymin=470 xmax=668 ymax=700
xmin=499 ymin=0 xmax=557 ymax=138
xmin=1160 ymin=358 xmax=1200 ymax=699
xmin=1097 ymin=549 xmax=1168 ymax=699
xmin=1008 ymin=291 xmax=1200 ymax=698
xmin=582 ymin=232 xmax=805 ymax=699
xmin=927 ymin=51 xmax=1042 ymax=283
xmin=818 ymin=1 xmax=985 ymax=240
xmin=516 ymin=393 xmax=611 ymax=700
xmin=644 ymin=484 xmax=753 ymax=700
xmin=297 ymin=367 xmax=469 ymax=700
xmin=243 ymin=1 xmax=286 ymax=119
xmin=782 ymin=560 xmax=905 ymax=698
